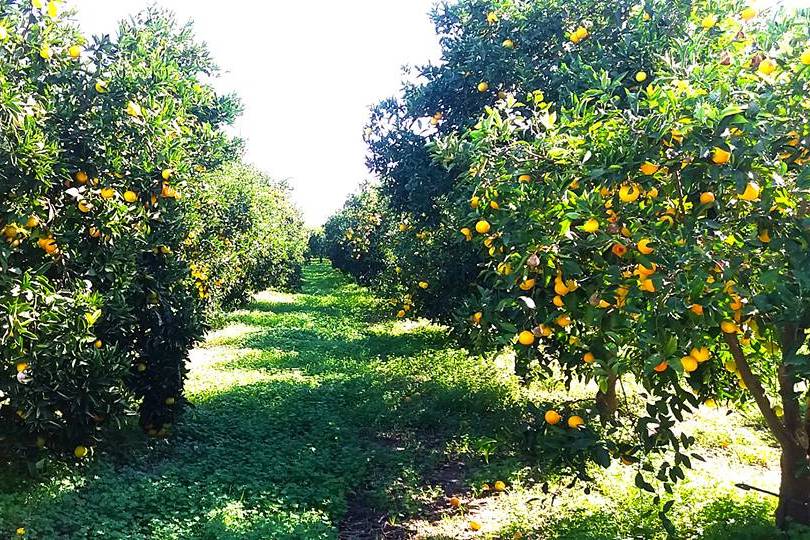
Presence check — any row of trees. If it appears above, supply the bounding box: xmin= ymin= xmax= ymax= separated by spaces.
xmin=0 ymin=3 xmax=305 ymax=461
xmin=324 ymin=0 xmax=810 ymax=529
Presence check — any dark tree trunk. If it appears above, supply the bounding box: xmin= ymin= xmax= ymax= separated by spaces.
xmin=596 ymin=371 xmax=618 ymax=422
xmin=776 ymin=444 xmax=810 ymax=528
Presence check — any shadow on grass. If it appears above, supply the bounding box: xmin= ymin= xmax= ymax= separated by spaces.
xmin=1 ymin=263 xmax=525 ymax=539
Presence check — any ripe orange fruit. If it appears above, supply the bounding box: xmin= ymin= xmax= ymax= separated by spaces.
xmin=691 ymin=347 xmax=711 ymax=362
xmin=555 ymin=314 xmax=571 ymax=327
xmin=26 ymin=216 xmax=40 ymax=228
xmin=418 ymin=281 xmax=429 ymax=289
xmin=637 ymin=238 xmax=654 ymax=255
xmin=739 ymin=182 xmax=761 ymax=201
xmin=619 ymin=184 xmax=641 ymax=202
xmin=161 ymin=168 xmax=173 ymax=180
xmin=689 ymin=303 xmax=704 ymax=316
xmin=582 ymin=218 xmax=599 ymax=233
xmin=68 ymin=45 xmax=82 ymax=58
xmin=711 ymin=147 xmax=731 ymax=165
xmin=39 ymin=44 xmax=52 ymax=59
xmin=583 ymin=352 xmax=595 ymax=363
xmin=699 ymin=192 xmax=715 ymax=205
xmin=741 ymin=6 xmax=756 ymax=20
xmin=639 ymin=162 xmax=659 ymax=176
xmin=758 ymin=58 xmax=777 ymax=76
xmin=502 ymin=39 xmax=514 ymax=49
xmin=721 ymin=320 xmax=739 ymax=334
xmin=681 ymin=356 xmax=698 ymax=373
xmin=75 ymin=170 xmax=89 ymax=184
xmin=123 ymin=190 xmax=138 ymax=203
xmin=470 ymin=521 xmax=482 ymax=531
xmin=611 ymin=243 xmax=627 ymax=257
xmin=494 ymin=480 xmax=506 ymax=491
xmin=477 ymin=82 xmax=489 ymax=93
xmin=518 ymin=331 xmax=535 ymax=346
xmin=94 ymin=340 xmax=103 ymax=349
xmin=635 ymin=71 xmax=647 ymax=83
xmin=568 ymin=416 xmax=585 ymax=429
xmin=653 ymin=361 xmax=669 ymax=372
xmin=475 ymin=220 xmax=491 ymax=234
xmin=470 ymin=196 xmax=480 ymax=209
xmin=544 ymin=410 xmax=562 ymax=425
xmin=801 ymin=49 xmax=810 ymax=66
xmin=78 ymin=200 xmax=92 ymax=213
xmin=450 ymin=496 xmax=461 ymax=507
xmin=518 ymin=174 xmax=531 ymax=182
xmin=95 ymin=80 xmax=109 ymax=93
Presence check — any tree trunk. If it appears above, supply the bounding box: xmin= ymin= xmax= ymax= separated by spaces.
xmin=776 ymin=444 xmax=810 ymax=528
xmin=595 ymin=371 xmax=618 ymax=422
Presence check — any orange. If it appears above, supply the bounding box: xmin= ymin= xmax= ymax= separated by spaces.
xmin=699 ymin=192 xmax=715 ymax=205
xmin=711 ymin=147 xmax=731 ymax=165
xmin=681 ymin=356 xmax=698 ymax=373
xmin=639 ymin=161 xmax=658 ymax=175
xmin=611 ymin=243 xmax=627 ymax=257
xmin=544 ymin=410 xmax=562 ymax=425
xmin=477 ymin=82 xmax=489 ymax=93
xmin=653 ymin=361 xmax=669 ymax=372
xmin=74 ymin=445 xmax=88 ymax=458
xmin=583 ymin=352 xmax=596 ymax=363
xmin=123 ymin=190 xmax=138 ymax=203
xmin=582 ymin=218 xmax=599 ymax=233
xmin=568 ymin=416 xmax=585 ymax=428
xmin=518 ymin=331 xmax=535 ymax=346
xmin=475 ymin=220 xmax=491 ymax=234
xmin=494 ymin=480 xmax=506 ymax=491
xmin=637 ymin=238 xmax=654 ymax=255
xmin=689 ymin=303 xmax=704 ymax=316
xmin=450 ymin=496 xmax=461 ymax=507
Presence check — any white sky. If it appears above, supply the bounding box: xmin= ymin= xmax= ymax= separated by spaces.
xmin=73 ymin=0 xmax=441 ymax=226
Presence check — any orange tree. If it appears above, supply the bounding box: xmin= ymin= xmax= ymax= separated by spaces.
xmin=184 ymin=162 xmax=307 ymax=315
xmin=0 ymin=3 xmax=242 ymax=458
xmin=361 ymin=0 xmax=693 ymax=320
xmin=434 ymin=0 xmax=810 ymax=528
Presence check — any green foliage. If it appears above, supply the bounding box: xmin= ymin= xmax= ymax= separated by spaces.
xmin=0 ymin=3 xmax=305 ymax=459
xmin=184 ymin=162 xmax=307 ymax=314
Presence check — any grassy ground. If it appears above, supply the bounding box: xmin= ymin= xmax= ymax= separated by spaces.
xmin=0 ymin=264 xmax=792 ymax=539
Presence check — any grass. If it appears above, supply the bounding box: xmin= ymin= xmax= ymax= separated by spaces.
xmin=0 ymin=263 xmax=793 ymax=539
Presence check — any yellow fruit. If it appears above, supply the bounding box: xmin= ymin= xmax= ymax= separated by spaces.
xmin=519 ymin=279 xmax=536 ymax=291
xmin=758 ymin=229 xmax=771 ymax=243
xmin=68 ymin=45 xmax=82 ymax=58
xmin=711 ymin=147 xmax=731 ymax=165
xmin=704 ymin=398 xmax=717 ymax=408
xmin=477 ymin=82 xmax=489 ymax=93
xmin=16 ymin=528 xmax=25 ymax=536
xmin=568 ymin=415 xmax=585 ymax=429
xmin=758 ymin=58 xmax=777 ymax=76
xmin=95 ymin=80 xmax=109 ymax=93
xmin=741 ymin=7 xmax=756 ymax=20
xmin=518 ymin=331 xmax=535 ymax=346
xmin=701 ymin=14 xmax=717 ymax=29
xmin=100 ymin=187 xmax=115 ymax=199
xmin=475 ymin=220 xmax=491 ymax=234
xmin=450 ymin=496 xmax=461 ymax=507
xmin=691 ymin=347 xmax=711 ymax=362
xmin=724 ymin=359 xmax=737 ymax=372
xmin=690 ymin=303 xmax=704 ymax=316
xmin=583 ymin=352 xmax=595 ymax=364
xmin=582 ymin=218 xmax=599 ymax=233
xmin=78 ymin=200 xmax=92 ymax=213
xmin=460 ymin=227 xmax=472 ymax=241
xmin=637 ymin=238 xmax=654 ymax=255
xmin=46 ymin=0 xmax=57 ymax=17
xmin=739 ymin=182 xmax=761 ymax=201
xmin=681 ymin=356 xmax=698 ymax=373
xmin=554 ymin=277 xmax=569 ymax=296
xmin=801 ymin=49 xmax=810 ymax=66
xmin=502 ymin=39 xmax=514 ymax=49
xmin=397 ymin=310 xmax=406 ymax=318
xmin=635 ymin=71 xmax=647 ymax=83
xmin=544 ymin=410 xmax=562 ymax=425
xmin=124 ymin=190 xmax=138 ymax=203
xmin=94 ymin=339 xmax=103 ymax=349
xmin=647 ymin=186 xmax=659 ymax=198
xmin=570 ymin=25 xmax=588 ymax=43
xmin=74 ymin=445 xmax=88 ymax=458
xmin=470 ymin=521 xmax=482 ymax=531
xmin=699 ymin=192 xmax=715 ymax=205
xmin=555 ymin=314 xmax=571 ymax=327
xmin=39 ymin=44 xmax=52 ymax=59
xmin=486 ymin=11 xmax=498 ymax=23
xmin=639 ymin=279 xmax=656 ymax=293
xmin=619 ymin=184 xmax=641 ymax=202
xmin=518 ymin=174 xmax=531 ymax=182
xmin=16 ymin=362 xmax=28 ymax=373
xmin=494 ymin=480 xmax=506 ymax=491
xmin=418 ymin=281 xmax=429 ymax=289
xmin=26 ymin=216 xmax=40 ymax=228
xmin=489 ymin=200 xmax=499 ymax=209
xmin=470 ymin=196 xmax=480 ymax=209
xmin=74 ymin=170 xmax=89 ymax=184
xmin=721 ymin=320 xmax=739 ymax=334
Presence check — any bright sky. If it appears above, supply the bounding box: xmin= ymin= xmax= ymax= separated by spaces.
xmin=73 ymin=0 xmax=441 ymax=226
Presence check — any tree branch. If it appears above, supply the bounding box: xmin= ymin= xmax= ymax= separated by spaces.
xmin=779 ymin=325 xmax=803 ymax=445
xmin=724 ymin=332 xmax=795 ymax=450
